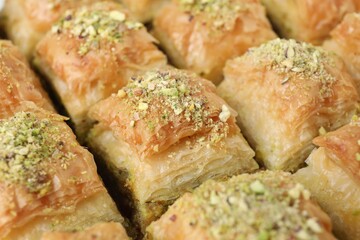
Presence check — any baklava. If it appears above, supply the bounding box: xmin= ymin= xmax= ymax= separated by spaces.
xmin=323 ymin=13 xmax=360 ymax=93
xmin=147 ymin=171 xmax=336 ymax=240
xmin=34 ymin=1 xmax=167 ymax=139
xmin=41 ymin=222 xmax=129 ymax=240
xmin=87 ymin=68 xmax=258 ymax=232
xmin=294 ymin=117 xmax=360 ymax=240
xmin=2 ymin=0 xmax=104 ymax=59
xmin=0 ymin=106 xmax=123 ymax=240
xmin=121 ymin=0 xmax=168 ymax=23
xmin=0 ymin=40 xmax=53 ymax=118
xmin=218 ymin=38 xmax=359 ymax=171
xmin=261 ymin=0 xmax=355 ymax=44
xmin=153 ymin=0 xmax=276 ymax=84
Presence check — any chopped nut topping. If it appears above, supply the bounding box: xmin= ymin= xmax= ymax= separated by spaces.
xmin=0 ymin=112 xmax=74 ymax=195
xmin=178 ymin=0 xmax=248 ymax=31
xmin=248 ymin=39 xmax=336 ymax=99
xmin=117 ymin=69 xmax=231 ymax=144
xmin=184 ymin=171 xmax=320 ymax=239
xmin=52 ymin=5 xmax=143 ymax=56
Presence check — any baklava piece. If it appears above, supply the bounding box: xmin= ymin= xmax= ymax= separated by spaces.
xmin=0 ymin=107 xmax=123 ymax=240
xmin=153 ymin=0 xmax=276 ymax=84
xmin=41 ymin=222 xmax=129 ymax=240
xmin=218 ymin=38 xmax=359 ymax=171
xmin=34 ymin=2 xmax=167 ymax=139
xmin=87 ymin=68 xmax=258 ymax=232
xmin=294 ymin=117 xmax=360 ymax=240
xmin=2 ymin=0 xmax=103 ymax=59
xmin=261 ymin=0 xmax=355 ymax=44
xmin=323 ymin=13 xmax=360 ymax=93
xmin=121 ymin=0 xmax=168 ymax=23
xmin=0 ymin=40 xmax=53 ymax=119
xmin=147 ymin=171 xmax=336 ymax=240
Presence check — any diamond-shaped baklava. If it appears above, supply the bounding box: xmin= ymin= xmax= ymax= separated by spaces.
xmin=218 ymin=38 xmax=359 ymax=171
xmin=0 ymin=106 xmax=123 ymax=240
xmin=87 ymin=68 xmax=258 ymax=232
xmin=294 ymin=117 xmax=360 ymax=240
xmin=34 ymin=1 xmax=167 ymax=139
xmin=153 ymin=0 xmax=276 ymax=84
xmin=147 ymin=171 xmax=336 ymax=240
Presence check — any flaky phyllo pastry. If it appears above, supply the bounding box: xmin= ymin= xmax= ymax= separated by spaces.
xmin=34 ymin=1 xmax=167 ymax=139
xmin=41 ymin=222 xmax=129 ymax=240
xmin=323 ymin=13 xmax=360 ymax=94
xmin=121 ymin=0 xmax=169 ymax=23
xmin=2 ymin=0 xmax=105 ymax=59
xmin=87 ymin=68 xmax=258 ymax=232
xmin=294 ymin=117 xmax=360 ymax=240
xmin=260 ymin=0 xmax=356 ymax=45
xmin=0 ymin=107 xmax=123 ymax=240
xmin=153 ymin=0 xmax=276 ymax=84
xmin=0 ymin=40 xmax=53 ymax=119
xmin=218 ymin=38 xmax=359 ymax=171
xmin=147 ymin=171 xmax=336 ymax=240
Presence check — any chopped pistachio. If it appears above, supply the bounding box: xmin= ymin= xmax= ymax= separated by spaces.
xmin=356 ymin=153 xmax=360 ymax=161
xmin=219 ymin=104 xmax=231 ymax=122
xmin=248 ymin=39 xmax=336 ymax=99
xmin=318 ymin=126 xmax=327 ymax=136
xmin=54 ymin=6 xmax=144 ymax=56
xmin=250 ymin=180 xmax=265 ymax=194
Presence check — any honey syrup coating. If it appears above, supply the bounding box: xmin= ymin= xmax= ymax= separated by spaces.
xmin=323 ymin=13 xmax=360 ymax=94
xmin=146 ymin=171 xmax=336 ymax=240
xmin=294 ymin=117 xmax=360 ymax=240
xmin=218 ymin=38 xmax=359 ymax=171
xmin=260 ymin=0 xmax=356 ymax=45
xmin=0 ymin=40 xmax=54 ymax=119
xmin=0 ymin=107 xmax=123 ymax=240
xmin=34 ymin=1 xmax=167 ymax=139
xmin=153 ymin=0 xmax=276 ymax=84
xmin=2 ymin=0 xmax=107 ymax=58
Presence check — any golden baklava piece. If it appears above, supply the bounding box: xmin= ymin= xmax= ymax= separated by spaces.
xmin=87 ymin=68 xmax=258 ymax=232
xmin=261 ymin=0 xmax=355 ymax=44
xmin=147 ymin=171 xmax=336 ymax=240
xmin=218 ymin=38 xmax=359 ymax=171
xmin=0 ymin=40 xmax=53 ymax=118
xmin=121 ymin=0 xmax=168 ymax=23
xmin=0 ymin=107 xmax=123 ymax=240
xmin=323 ymin=13 xmax=360 ymax=93
xmin=34 ymin=2 xmax=167 ymax=139
xmin=2 ymin=0 xmax=104 ymax=59
xmin=41 ymin=222 xmax=129 ymax=240
xmin=153 ymin=0 xmax=276 ymax=84
xmin=294 ymin=117 xmax=360 ymax=240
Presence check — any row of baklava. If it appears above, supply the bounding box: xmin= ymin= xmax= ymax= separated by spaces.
xmin=0 ymin=0 xmax=360 ymax=239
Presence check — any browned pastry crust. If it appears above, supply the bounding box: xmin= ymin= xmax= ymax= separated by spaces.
xmin=323 ymin=13 xmax=360 ymax=93
xmin=147 ymin=171 xmax=336 ymax=240
xmin=34 ymin=1 xmax=167 ymax=139
xmin=122 ymin=0 xmax=169 ymax=23
xmin=0 ymin=40 xmax=54 ymax=119
xmin=3 ymin=0 xmax=105 ymax=58
xmin=0 ymin=106 xmax=122 ymax=240
xmin=87 ymin=68 xmax=258 ymax=232
xmin=261 ymin=0 xmax=356 ymax=45
xmin=218 ymin=38 xmax=359 ymax=171
xmin=294 ymin=118 xmax=360 ymax=240
xmin=41 ymin=222 xmax=129 ymax=240
xmin=153 ymin=0 xmax=276 ymax=84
